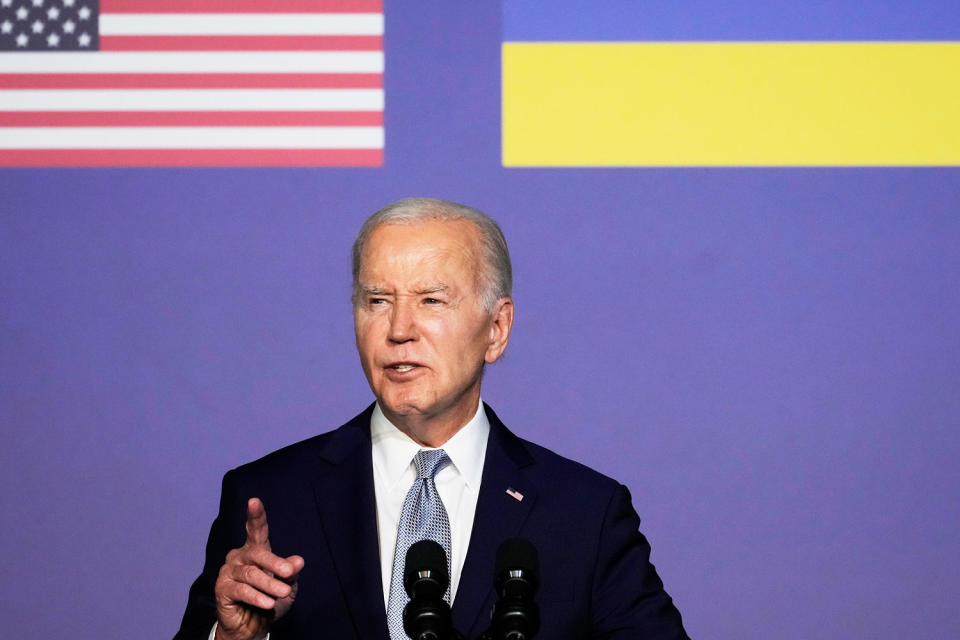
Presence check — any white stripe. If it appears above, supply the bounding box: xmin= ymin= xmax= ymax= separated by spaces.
xmin=99 ymin=13 xmax=384 ymax=36
xmin=0 ymin=127 xmax=384 ymax=149
xmin=0 ymin=52 xmax=383 ymax=73
xmin=0 ymin=89 xmax=383 ymax=111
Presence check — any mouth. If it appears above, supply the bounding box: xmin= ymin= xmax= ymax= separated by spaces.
xmin=385 ymin=361 xmax=423 ymax=374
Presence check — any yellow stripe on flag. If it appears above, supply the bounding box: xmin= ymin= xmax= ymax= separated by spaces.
xmin=502 ymin=42 xmax=960 ymax=166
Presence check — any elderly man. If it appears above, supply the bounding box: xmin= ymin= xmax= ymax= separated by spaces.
xmin=175 ymin=198 xmax=688 ymax=640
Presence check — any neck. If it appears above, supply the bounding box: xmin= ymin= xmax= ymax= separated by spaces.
xmin=398 ymin=422 xmax=460 ymax=448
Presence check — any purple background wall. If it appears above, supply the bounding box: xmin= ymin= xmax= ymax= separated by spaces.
xmin=2 ymin=3 xmax=959 ymax=639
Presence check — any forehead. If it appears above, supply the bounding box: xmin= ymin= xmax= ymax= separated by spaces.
xmin=359 ymin=218 xmax=482 ymax=284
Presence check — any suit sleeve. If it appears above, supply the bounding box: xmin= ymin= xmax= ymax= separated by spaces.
xmin=174 ymin=470 xmax=246 ymax=640
xmin=590 ymin=484 xmax=690 ymax=640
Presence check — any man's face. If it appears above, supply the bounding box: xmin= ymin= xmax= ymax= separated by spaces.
xmin=354 ymin=218 xmax=512 ymax=437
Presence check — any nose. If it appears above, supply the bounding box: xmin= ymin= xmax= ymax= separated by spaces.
xmin=387 ymin=299 xmax=417 ymax=343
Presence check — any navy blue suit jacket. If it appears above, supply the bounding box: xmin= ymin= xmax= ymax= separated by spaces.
xmin=175 ymin=405 xmax=688 ymax=639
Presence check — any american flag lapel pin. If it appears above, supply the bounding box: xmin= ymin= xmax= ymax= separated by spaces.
xmin=505 ymin=487 xmax=524 ymax=502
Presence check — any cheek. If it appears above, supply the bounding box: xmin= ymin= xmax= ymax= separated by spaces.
xmin=440 ymin=322 xmax=491 ymax=364
xmin=355 ymin=315 xmax=382 ymax=347
xmin=355 ymin=337 xmax=381 ymax=376
xmin=426 ymin=319 xmax=466 ymax=348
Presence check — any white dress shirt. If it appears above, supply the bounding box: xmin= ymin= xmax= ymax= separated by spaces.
xmin=371 ymin=399 xmax=489 ymax=606
xmin=210 ymin=400 xmax=490 ymax=639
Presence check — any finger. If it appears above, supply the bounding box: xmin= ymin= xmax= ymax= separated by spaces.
xmin=225 ymin=580 xmax=277 ymax=611
xmin=231 ymin=564 xmax=294 ymax=600
xmin=244 ymin=497 xmax=270 ymax=547
xmin=245 ymin=546 xmax=297 ymax=578
xmin=281 ymin=555 xmax=305 ymax=581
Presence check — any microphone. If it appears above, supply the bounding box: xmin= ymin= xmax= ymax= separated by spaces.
xmin=486 ymin=538 xmax=541 ymax=640
xmin=403 ymin=540 xmax=455 ymax=640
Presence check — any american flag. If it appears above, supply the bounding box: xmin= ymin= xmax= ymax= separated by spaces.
xmin=505 ymin=487 xmax=524 ymax=502
xmin=0 ymin=0 xmax=383 ymax=166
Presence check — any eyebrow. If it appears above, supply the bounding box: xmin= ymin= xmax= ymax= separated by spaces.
xmin=415 ymin=284 xmax=449 ymax=295
xmin=357 ymin=283 xmax=450 ymax=296
xmin=359 ymin=285 xmax=390 ymax=296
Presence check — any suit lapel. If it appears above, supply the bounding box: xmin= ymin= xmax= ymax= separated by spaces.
xmin=452 ymin=405 xmax=537 ymax=637
xmin=306 ymin=404 xmax=536 ymax=639
xmin=310 ymin=406 xmax=389 ymax=640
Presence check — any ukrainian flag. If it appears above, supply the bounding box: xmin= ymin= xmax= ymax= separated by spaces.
xmin=502 ymin=1 xmax=960 ymax=166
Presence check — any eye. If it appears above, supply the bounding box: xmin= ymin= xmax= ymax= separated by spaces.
xmin=368 ymin=297 xmax=387 ymax=305
xmin=423 ymin=297 xmax=441 ymax=305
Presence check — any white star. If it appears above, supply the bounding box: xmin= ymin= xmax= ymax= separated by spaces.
xmin=77 ymin=5 xmax=89 ymax=19
xmin=46 ymin=5 xmax=58 ymax=19
xmin=16 ymin=6 xmax=28 ymax=19
xmin=77 ymin=30 xmax=89 ymax=46
xmin=46 ymin=31 xmax=58 ymax=46
xmin=31 ymin=0 xmax=43 ymax=7
xmin=62 ymin=0 xmax=74 ymax=5
xmin=1 ymin=20 xmax=12 ymax=33
xmin=1 ymin=0 xmax=13 ymax=7
xmin=31 ymin=18 xmax=43 ymax=33
xmin=16 ymin=31 xmax=28 ymax=46
xmin=62 ymin=18 xmax=73 ymax=33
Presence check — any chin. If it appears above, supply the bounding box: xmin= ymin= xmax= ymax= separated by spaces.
xmin=378 ymin=393 xmax=425 ymax=418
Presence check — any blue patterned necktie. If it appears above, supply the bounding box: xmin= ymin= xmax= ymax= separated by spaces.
xmin=386 ymin=449 xmax=453 ymax=640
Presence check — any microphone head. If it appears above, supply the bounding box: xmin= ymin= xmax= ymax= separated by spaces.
xmin=403 ymin=539 xmax=449 ymax=597
xmin=495 ymin=538 xmax=540 ymax=597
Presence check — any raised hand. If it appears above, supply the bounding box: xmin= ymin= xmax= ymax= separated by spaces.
xmin=214 ymin=498 xmax=305 ymax=640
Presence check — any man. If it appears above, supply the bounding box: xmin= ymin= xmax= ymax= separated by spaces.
xmin=175 ymin=198 xmax=688 ymax=640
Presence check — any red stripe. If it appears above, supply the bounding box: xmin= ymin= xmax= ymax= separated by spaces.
xmin=0 ymin=111 xmax=383 ymax=126
xmin=101 ymin=0 xmax=382 ymax=13
xmin=0 ymin=148 xmax=384 ymax=167
xmin=100 ymin=35 xmax=382 ymax=51
xmin=0 ymin=73 xmax=382 ymax=89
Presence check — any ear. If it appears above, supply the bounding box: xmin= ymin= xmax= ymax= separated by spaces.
xmin=484 ymin=297 xmax=514 ymax=364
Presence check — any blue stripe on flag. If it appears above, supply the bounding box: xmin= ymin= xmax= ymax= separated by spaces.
xmin=504 ymin=0 xmax=960 ymax=42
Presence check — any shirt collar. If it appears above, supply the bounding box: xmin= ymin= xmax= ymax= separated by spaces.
xmin=370 ymin=399 xmax=490 ymax=493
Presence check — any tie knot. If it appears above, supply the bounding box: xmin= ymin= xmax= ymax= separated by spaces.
xmin=413 ymin=449 xmax=450 ymax=479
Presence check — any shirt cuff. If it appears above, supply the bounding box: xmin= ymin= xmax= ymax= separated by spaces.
xmin=208 ymin=621 xmax=270 ymax=640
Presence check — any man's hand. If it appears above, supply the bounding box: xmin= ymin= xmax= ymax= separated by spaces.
xmin=214 ymin=498 xmax=305 ymax=640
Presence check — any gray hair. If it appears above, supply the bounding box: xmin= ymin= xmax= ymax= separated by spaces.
xmin=351 ymin=197 xmax=512 ymax=312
